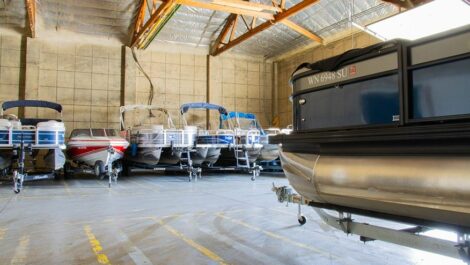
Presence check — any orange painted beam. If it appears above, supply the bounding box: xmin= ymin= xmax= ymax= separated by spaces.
xmin=211 ymin=0 xmax=320 ymax=56
xmin=174 ymin=0 xmax=274 ymax=20
xmin=210 ymin=13 xmax=238 ymax=55
xmin=25 ymin=0 xmax=36 ymax=37
xmin=281 ymin=20 xmax=323 ymax=43
xmin=131 ymin=0 xmax=175 ymax=47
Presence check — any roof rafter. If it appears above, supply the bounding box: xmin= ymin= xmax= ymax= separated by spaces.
xmin=130 ymin=0 xmax=322 ymax=52
xmin=174 ymin=0 xmax=274 ymax=20
xmin=25 ymin=0 xmax=36 ymax=37
xmin=131 ymin=0 xmax=180 ymax=48
xmin=210 ymin=13 xmax=238 ymax=55
xmin=210 ymin=0 xmax=323 ymax=56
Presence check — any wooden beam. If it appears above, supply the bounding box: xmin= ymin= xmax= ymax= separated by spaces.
xmin=240 ymin=15 xmax=250 ymax=30
xmin=134 ymin=0 xmax=148 ymax=35
xmin=212 ymin=0 xmax=282 ymax=12
xmin=131 ymin=0 xmax=176 ymax=48
xmin=25 ymin=0 xmax=36 ymax=38
xmin=281 ymin=20 xmax=322 ymax=43
xmin=211 ymin=0 xmax=320 ymax=56
xmin=230 ymin=15 xmax=239 ymax=41
xmin=209 ymin=13 xmax=238 ymax=55
xmin=251 ymin=17 xmax=256 ymax=29
xmin=174 ymin=0 xmax=274 ymax=20
xmin=152 ymin=0 xmax=158 ymax=13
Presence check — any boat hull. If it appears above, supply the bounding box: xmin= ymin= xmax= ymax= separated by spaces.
xmin=215 ymin=147 xmax=261 ymax=166
xmin=44 ymin=148 xmax=66 ymax=170
xmin=258 ymin=144 xmax=280 ymax=162
xmin=192 ymin=147 xmax=208 ymax=166
xmin=205 ymin=147 xmax=221 ymax=165
xmin=125 ymin=146 xmax=162 ymax=167
xmin=279 ymin=150 xmax=470 ymax=228
xmin=158 ymin=148 xmax=182 ymax=165
xmin=67 ymin=141 xmax=128 ymax=166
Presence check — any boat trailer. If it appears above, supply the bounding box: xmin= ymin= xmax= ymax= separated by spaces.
xmin=64 ymin=146 xmax=121 ymax=188
xmin=272 ymin=184 xmax=470 ymax=264
xmin=12 ymin=141 xmax=57 ymax=193
xmin=124 ymin=148 xmax=202 ymax=182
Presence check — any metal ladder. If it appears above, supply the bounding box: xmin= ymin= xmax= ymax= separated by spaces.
xmin=234 ymin=145 xmax=250 ymax=168
xmin=180 ymin=149 xmax=201 ymax=182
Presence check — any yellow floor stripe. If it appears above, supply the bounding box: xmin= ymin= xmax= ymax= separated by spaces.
xmin=10 ymin=235 xmax=30 ymax=265
xmin=0 ymin=228 xmax=6 ymax=240
xmin=83 ymin=225 xmax=111 ymax=265
xmin=62 ymin=179 xmax=72 ymax=196
xmin=216 ymin=213 xmax=339 ymax=259
xmin=153 ymin=218 xmax=230 ymax=265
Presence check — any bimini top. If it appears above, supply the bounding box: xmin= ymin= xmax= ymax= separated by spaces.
xmin=120 ymin=104 xmax=175 ymax=130
xmin=1 ymin=100 xmax=63 ymax=126
xmin=180 ymin=102 xmax=227 ymax=115
xmin=1 ymin=100 xmax=63 ymax=113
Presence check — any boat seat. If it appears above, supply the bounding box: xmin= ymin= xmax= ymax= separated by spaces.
xmin=184 ymin=126 xmax=197 ymax=132
xmin=37 ymin=120 xmax=65 ymax=130
xmin=0 ymin=119 xmax=11 ymax=129
xmin=20 ymin=118 xmax=61 ymax=126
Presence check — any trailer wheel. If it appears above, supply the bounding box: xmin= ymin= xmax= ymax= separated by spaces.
xmin=94 ymin=160 xmax=105 ymax=177
xmin=63 ymin=162 xmax=71 ymax=179
xmin=298 ymin=215 xmax=307 ymax=225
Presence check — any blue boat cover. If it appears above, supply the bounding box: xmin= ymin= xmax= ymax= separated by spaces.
xmin=220 ymin=112 xmax=256 ymax=120
xmin=2 ymin=100 xmax=63 ymax=113
xmin=180 ymin=102 xmax=227 ymax=114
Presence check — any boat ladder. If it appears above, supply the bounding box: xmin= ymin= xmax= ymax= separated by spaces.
xmin=180 ymin=149 xmax=201 ymax=182
xmin=234 ymin=146 xmax=250 ymax=169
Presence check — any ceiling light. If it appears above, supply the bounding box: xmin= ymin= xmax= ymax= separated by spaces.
xmin=351 ymin=22 xmax=387 ymax=41
xmin=367 ymin=0 xmax=470 ymax=41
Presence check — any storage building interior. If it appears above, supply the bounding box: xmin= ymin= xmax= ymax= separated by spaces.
xmin=0 ymin=0 xmax=469 ymax=264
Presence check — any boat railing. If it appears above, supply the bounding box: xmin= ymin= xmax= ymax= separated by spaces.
xmin=0 ymin=121 xmax=65 ymax=149
xmin=163 ymin=129 xmax=194 ymax=148
xmin=233 ymin=128 xmax=262 ymax=148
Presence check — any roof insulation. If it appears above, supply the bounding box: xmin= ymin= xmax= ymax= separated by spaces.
xmin=0 ymin=0 xmax=397 ymax=57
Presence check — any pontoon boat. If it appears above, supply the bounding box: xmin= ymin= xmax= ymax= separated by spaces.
xmin=120 ymin=105 xmax=197 ymax=180
xmin=0 ymin=100 xmax=66 ymax=193
xmin=180 ymin=102 xmax=235 ymax=166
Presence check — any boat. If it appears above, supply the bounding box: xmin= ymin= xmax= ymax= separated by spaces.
xmin=179 ymin=102 xmax=235 ymax=166
xmin=214 ymin=111 xmax=263 ymax=179
xmin=0 ymin=100 xmax=66 ymax=193
xmin=120 ymin=105 xmax=196 ymax=176
xmin=65 ymin=128 xmax=129 ymax=184
xmin=271 ymin=27 xmax=470 ymax=261
xmin=217 ymin=112 xmax=263 ymax=163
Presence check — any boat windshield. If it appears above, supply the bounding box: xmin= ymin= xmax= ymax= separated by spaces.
xmin=105 ymin=129 xmax=118 ymax=137
xmin=91 ymin=129 xmax=106 ymax=137
xmin=70 ymin=129 xmax=91 ymax=138
xmin=237 ymin=118 xmax=258 ymax=130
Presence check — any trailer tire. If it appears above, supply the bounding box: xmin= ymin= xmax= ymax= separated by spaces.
xmin=298 ymin=215 xmax=307 ymax=225
xmin=63 ymin=162 xmax=72 ymax=179
xmin=94 ymin=160 xmax=105 ymax=177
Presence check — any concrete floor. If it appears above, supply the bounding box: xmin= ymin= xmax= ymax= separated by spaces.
xmin=0 ymin=173 xmax=465 ymax=265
